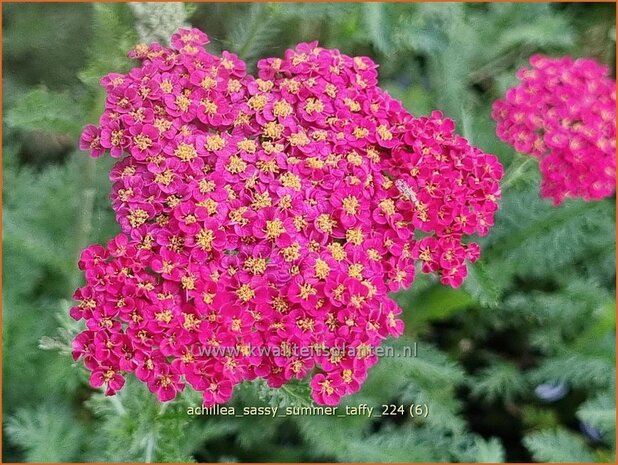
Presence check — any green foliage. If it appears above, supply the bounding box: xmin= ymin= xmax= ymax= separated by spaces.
xmin=529 ymin=351 xmax=615 ymax=391
xmin=361 ymin=3 xmax=396 ymax=56
xmin=226 ymin=3 xmax=282 ymax=69
xmin=524 ymin=428 xmax=596 ymax=463
xmin=5 ymin=404 xmax=84 ymax=462
xmin=82 ymin=380 xmax=200 ymax=462
xmin=129 ymin=2 xmax=189 ymax=45
xmin=462 ymin=261 xmax=501 ymax=308
xmin=471 ymin=361 xmax=529 ymax=404
xmin=393 ymin=281 xmax=475 ymax=330
xmin=3 ymin=2 xmax=615 ymax=463
xmin=577 ymin=392 xmax=616 ymax=444
xmin=254 ymin=379 xmax=314 ymax=408
xmin=483 ymin=186 xmax=615 ymax=287
xmin=78 ymin=3 xmax=137 ymax=90
xmin=5 ymin=88 xmax=86 ymax=135
xmin=473 ymin=437 xmax=506 ymax=463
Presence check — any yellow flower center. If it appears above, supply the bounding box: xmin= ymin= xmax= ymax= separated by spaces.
xmin=265 ymin=219 xmax=285 ymax=239
xmin=196 ymin=228 xmax=214 ymax=251
xmin=201 ymin=98 xmax=218 ymax=114
xmin=342 ymin=195 xmax=360 ymax=215
xmin=133 ymin=134 xmax=152 ymax=151
xmin=236 ymin=284 xmax=255 ymax=302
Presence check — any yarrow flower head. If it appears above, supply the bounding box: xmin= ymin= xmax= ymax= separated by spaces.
xmin=492 ymin=55 xmax=616 ymax=205
xmin=73 ymin=28 xmax=502 ymax=406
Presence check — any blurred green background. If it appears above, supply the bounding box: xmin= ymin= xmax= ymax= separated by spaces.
xmin=2 ymin=2 xmax=616 ymax=463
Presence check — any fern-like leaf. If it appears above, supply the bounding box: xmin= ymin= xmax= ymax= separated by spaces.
xmin=524 ymin=428 xmax=595 ymax=462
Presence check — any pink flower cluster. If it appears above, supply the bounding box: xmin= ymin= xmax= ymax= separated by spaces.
xmin=73 ymin=28 xmax=502 ymax=406
xmin=492 ymin=55 xmax=616 ymax=205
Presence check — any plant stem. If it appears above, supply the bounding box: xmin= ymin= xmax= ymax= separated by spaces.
xmin=501 ymin=155 xmax=537 ymax=191
xmin=236 ymin=3 xmax=270 ymax=64
xmin=109 ymin=394 xmax=127 ymax=416
xmin=70 ymin=155 xmax=96 ymax=293
xmin=144 ymin=432 xmax=156 ymax=463
xmin=468 ymin=45 xmax=535 ymax=85
xmin=70 ymin=86 xmax=107 ymax=294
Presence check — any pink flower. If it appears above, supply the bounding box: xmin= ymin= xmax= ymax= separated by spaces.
xmin=493 ymin=55 xmax=615 ymax=205
xmin=73 ymin=28 xmax=502 ymax=406
xmin=129 ymin=124 xmax=161 ymax=160
xmin=90 ymin=367 xmax=125 ymax=396
xmin=171 ymin=27 xmax=210 ymax=50
xmin=148 ymin=365 xmax=184 ymax=402
xmin=310 ymin=373 xmax=344 ymax=406
xmin=202 ymin=377 xmax=234 ymax=406
xmin=79 ymin=125 xmax=105 ymax=157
